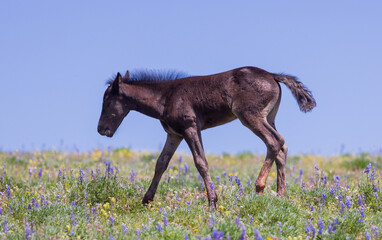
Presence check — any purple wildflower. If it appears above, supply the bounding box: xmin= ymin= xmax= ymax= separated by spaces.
xmin=309 ymin=221 xmax=316 ymax=238
xmin=254 ymin=228 xmax=262 ymax=240
xmin=365 ymin=230 xmax=371 ymax=240
xmin=345 ymin=196 xmax=351 ymax=209
xmin=340 ymin=201 xmax=345 ymax=215
xmin=322 ymin=192 xmax=326 ymax=205
xmin=212 ymin=228 xmax=219 ymax=240
xmin=129 ymin=169 xmax=136 ymax=182
xmin=216 ymin=176 xmax=220 ymax=185
xmin=318 ymin=216 xmax=324 ymax=235
xmin=121 ymin=223 xmax=127 ymax=234
xmin=239 ymin=224 xmax=246 ymax=240
xmin=249 ymin=215 xmax=254 ymax=224
xmin=25 ymin=222 xmax=32 ymax=240
xmin=109 ymin=215 xmax=114 ymax=227
xmin=135 ymin=228 xmax=141 ymax=240
xmin=162 ymin=211 xmax=168 ymax=227
xmin=5 ymin=185 xmax=11 ymax=199
xmin=156 ymin=223 xmax=163 ymax=232
xmin=310 ymin=205 xmax=314 ymax=212
xmin=184 ymin=232 xmax=189 ymax=240
xmin=3 ymin=219 xmax=8 ymax=233
xmin=372 ymin=226 xmax=378 ymax=238
xmin=359 ymin=207 xmax=365 ymax=222
xmin=364 ymin=163 xmax=371 ymax=174
xmin=38 ymin=168 xmax=42 ymax=179
xmin=247 ymin=177 xmax=251 ymax=186
xmin=226 ymin=232 xmax=230 ymax=240
xmin=278 ymin=221 xmax=282 ymax=235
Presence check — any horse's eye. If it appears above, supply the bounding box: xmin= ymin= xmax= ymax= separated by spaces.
xmin=111 ymin=114 xmax=116 ymax=117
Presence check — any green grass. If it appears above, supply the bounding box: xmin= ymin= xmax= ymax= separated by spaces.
xmin=0 ymin=149 xmax=381 ymax=239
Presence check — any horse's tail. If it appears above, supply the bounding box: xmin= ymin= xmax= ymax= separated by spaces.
xmin=273 ymin=73 xmax=316 ymax=112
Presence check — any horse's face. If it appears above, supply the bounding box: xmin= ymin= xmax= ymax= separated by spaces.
xmin=98 ymin=73 xmax=130 ymax=137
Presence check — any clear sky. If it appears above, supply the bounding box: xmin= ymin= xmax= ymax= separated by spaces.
xmin=1 ymin=1 xmax=381 ymax=155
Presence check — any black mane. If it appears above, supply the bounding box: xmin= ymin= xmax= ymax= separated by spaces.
xmin=107 ymin=69 xmax=189 ymax=85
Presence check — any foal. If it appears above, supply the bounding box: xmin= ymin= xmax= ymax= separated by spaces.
xmin=97 ymin=66 xmax=316 ymax=206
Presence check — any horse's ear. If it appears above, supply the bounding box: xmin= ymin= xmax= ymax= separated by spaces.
xmin=124 ymin=70 xmax=130 ymax=80
xmin=112 ymin=72 xmax=122 ymax=92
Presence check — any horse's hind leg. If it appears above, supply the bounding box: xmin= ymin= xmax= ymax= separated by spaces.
xmin=267 ymin=95 xmax=288 ymax=196
xmin=236 ymin=111 xmax=286 ymax=196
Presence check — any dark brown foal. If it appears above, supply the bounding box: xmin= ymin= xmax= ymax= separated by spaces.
xmin=97 ymin=66 xmax=316 ymax=206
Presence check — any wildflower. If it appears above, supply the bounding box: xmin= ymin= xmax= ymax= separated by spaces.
xmin=135 ymin=228 xmax=141 ymax=240
xmin=121 ymin=223 xmax=127 ymax=235
xmin=216 ymin=176 xmax=220 ymax=185
xmin=3 ymin=219 xmax=9 ymax=233
xmin=322 ymin=192 xmax=326 ymax=205
xmin=239 ymin=224 xmax=246 ymax=240
xmin=299 ymin=168 xmax=303 ymax=180
xmin=249 ymin=215 xmax=254 ymax=224
xmin=184 ymin=232 xmax=189 ymax=240
xmin=38 ymin=168 xmax=42 ymax=179
xmin=278 ymin=221 xmax=282 ymax=235
xmin=130 ymin=169 xmax=136 ymax=182
xmin=25 ymin=222 xmax=32 ymax=240
xmin=5 ymin=185 xmax=11 ymax=198
xmin=156 ymin=223 xmax=163 ymax=232
xmin=340 ymin=201 xmax=345 ymax=215
xmin=359 ymin=207 xmax=365 ymax=222
xmin=365 ymin=230 xmax=371 ymax=240
xmin=254 ymin=228 xmax=262 ymax=240
xmin=371 ymin=226 xmax=378 ymax=238
xmin=162 ymin=211 xmax=168 ymax=227
xmin=71 ymin=212 xmax=77 ymax=226
xmin=109 ymin=235 xmax=113 ymax=240
xmin=247 ymin=177 xmax=251 ymax=186
xmin=71 ymin=201 xmax=76 ymax=206
xmin=364 ymin=163 xmax=371 ymax=174
xmin=374 ymin=192 xmax=379 ymax=200
xmin=212 ymin=228 xmax=219 ymax=240
xmin=309 ymin=221 xmax=316 ymax=239
xmin=310 ymin=205 xmax=314 ymax=212
xmin=317 ymin=216 xmax=324 ymax=235
xmin=345 ymin=196 xmax=351 ymax=209
xmin=109 ymin=215 xmax=114 ymax=227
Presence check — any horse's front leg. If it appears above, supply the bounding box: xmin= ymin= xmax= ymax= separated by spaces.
xmin=142 ymin=133 xmax=183 ymax=205
xmin=183 ymin=126 xmax=218 ymax=208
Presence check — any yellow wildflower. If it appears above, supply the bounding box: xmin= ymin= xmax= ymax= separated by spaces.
xmin=193 ymin=229 xmax=198 ymax=232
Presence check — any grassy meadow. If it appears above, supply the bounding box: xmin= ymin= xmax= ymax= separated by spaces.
xmin=0 ymin=149 xmax=381 ymax=239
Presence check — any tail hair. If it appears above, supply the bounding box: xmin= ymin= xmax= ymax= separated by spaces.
xmin=274 ymin=73 xmax=316 ymax=112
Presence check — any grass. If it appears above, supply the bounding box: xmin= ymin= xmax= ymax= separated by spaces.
xmin=0 ymin=149 xmax=381 ymax=239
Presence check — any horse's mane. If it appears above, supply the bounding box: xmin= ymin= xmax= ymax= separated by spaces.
xmin=107 ymin=69 xmax=189 ymax=85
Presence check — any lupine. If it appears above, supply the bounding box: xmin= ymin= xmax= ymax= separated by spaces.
xmin=249 ymin=215 xmax=254 ymax=224
xmin=247 ymin=177 xmax=251 ymax=186
xmin=156 ymin=223 xmax=163 ymax=232
xmin=345 ymin=196 xmax=351 ymax=209
xmin=25 ymin=221 xmax=32 ymax=240
xmin=372 ymin=226 xmax=378 ymax=238
xmin=3 ymin=219 xmax=8 ymax=233
xmin=184 ymin=232 xmax=189 ymax=240
xmin=121 ymin=224 xmax=127 ymax=235
xmin=162 ymin=211 xmax=168 ymax=227
xmin=130 ymin=169 xmax=136 ymax=182
xmin=5 ymin=185 xmax=11 ymax=199
xmin=309 ymin=221 xmax=316 ymax=238
xmin=340 ymin=201 xmax=345 ymax=215
xmin=317 ymin=216 xmax=324 ymax=235
xmin=135 ymin=228 xmax=141 ymax=240
xmin=322 ymin=192 xmax=326 ymax=205
xmin=364 ymin=163 xmax=371 ymax=174
xmin=254 ymin=228 xmax=262 ymax=240
xmin=365 ymin=230 xmax=371 ymax=240
xmin=109 ymin=215 xmax=114 ymax=227
xmin=212 ymin=228 xmax=219 ymax=240
xmin=278 ymin=221 xmax=282 ymax=235
xmin=310 ymin=205 xmax=314 ymax=212
xmin=239 ymin=224 xmax=246 ymax=240
xmin=359 ymin=207 xmax=365 ymax=222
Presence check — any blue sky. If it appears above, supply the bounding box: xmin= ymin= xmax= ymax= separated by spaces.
xmin=1 ymin=1 xmax=381 ymax=155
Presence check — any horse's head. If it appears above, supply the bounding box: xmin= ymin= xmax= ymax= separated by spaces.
xmin=97 ymin=71 xmax=130 ymax=137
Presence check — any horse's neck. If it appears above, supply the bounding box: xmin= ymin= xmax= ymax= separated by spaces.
xmin=123 ymin=83 xmax=165 ymax=119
